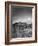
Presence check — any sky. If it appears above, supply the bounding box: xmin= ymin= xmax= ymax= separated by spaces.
xmin=11 ymin=5 xmax=32 ymax=24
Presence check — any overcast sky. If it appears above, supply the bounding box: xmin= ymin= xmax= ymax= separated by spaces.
xmin=11 ymin=6 xmax=32 ymax=24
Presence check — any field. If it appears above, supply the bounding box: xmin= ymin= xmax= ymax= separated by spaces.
xmin=11 ymin=22 xmax=32 ymax=38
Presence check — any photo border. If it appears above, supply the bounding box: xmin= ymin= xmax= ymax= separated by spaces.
xmin=5 ymin=1 xmax=37 ymax=45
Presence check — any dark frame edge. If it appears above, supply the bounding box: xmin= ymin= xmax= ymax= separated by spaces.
xmin=5 ymin=1 xmax=37 ymax=6
xmin=5 ymin=2 xmax=10 ymax=45
xmin=35 ymin=3 xmax=37 ymax=43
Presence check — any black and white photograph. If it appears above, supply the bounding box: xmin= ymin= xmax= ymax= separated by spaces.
xmin=11 ymin=5 xmax=32 ymax=38
xmin=5 ymin=2 xmax=37 ymax=44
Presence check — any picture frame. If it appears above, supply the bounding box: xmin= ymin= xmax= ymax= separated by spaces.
xmin=5 ymin=1 xmax=37 ymax=45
